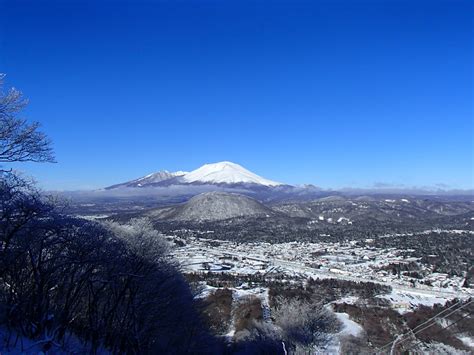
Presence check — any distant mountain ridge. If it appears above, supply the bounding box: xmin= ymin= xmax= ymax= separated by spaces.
xmin=137 ymin=191 xmax=474 ymax=224
xmin=106 ymin=161 xmax=284 ymax=189
xmin=86 ymin=161 xmax=474 ymax=206
xmin=107 ymin=170 xmax=187 ymax=189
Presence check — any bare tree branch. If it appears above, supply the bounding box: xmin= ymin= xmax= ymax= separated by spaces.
xmin=0 ymin=74 xmax=55 ymax=165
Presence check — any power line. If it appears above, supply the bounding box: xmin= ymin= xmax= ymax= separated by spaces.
xmin=402 ymin=310 xmax=473 ymax=353
xmin=405 ymin=300 xmax=473 ymax=341
xmin=378 ymin=299 xmax=473 ymax=353
xmin=408 ymin=299 xmax=465 ymax=334
xmin=378 ymin=298 xmax=465 ymax=351
xmin=389 ymin=301 xmax=473 ymax=352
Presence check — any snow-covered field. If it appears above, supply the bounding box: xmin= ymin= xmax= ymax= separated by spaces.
xmin=377 ymin=290 xmax=448 ymax=314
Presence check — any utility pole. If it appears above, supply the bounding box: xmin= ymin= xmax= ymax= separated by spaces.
xmin=390 ymin=334 xmax=403 ymax=355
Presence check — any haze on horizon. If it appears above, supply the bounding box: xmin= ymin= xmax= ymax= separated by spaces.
xmin=1 ymin=0 xmax=472 ymax=191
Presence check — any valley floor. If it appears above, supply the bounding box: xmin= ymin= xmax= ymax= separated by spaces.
xmin=169 ymin=230 xmax=474 ymax=353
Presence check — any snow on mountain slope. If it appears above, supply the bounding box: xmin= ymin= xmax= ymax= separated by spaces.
xmin=106 ymin=170 xmax=186 ymax=189
xmin=182 ymin=161 xmax=282 ymax=186
xmin=136 ymin=171 xmax=187 ymax=184
xmin=105 ymin=161 xmax=283 ymax=189
xmin=159 ymin=191 xmax=275 ymax=221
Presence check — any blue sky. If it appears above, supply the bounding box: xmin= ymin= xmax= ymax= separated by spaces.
xmin=1 ymin=0 xmax=472 ymax=190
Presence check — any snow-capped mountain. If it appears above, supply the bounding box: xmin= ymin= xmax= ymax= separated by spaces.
xmin=74 ymin=161 xmax=330 ymax=204
xmin=106 ymin=161 xmax=283 ymax=189
xmin=136 ymin=171 xmax=187 ymax=184
xmin=181 ymin=161 xmax=282 ymax=186
xmin=106 ymin=170 xmax=187 ymax=189
xmin=98 ymin=161 xmax=331 ymax=202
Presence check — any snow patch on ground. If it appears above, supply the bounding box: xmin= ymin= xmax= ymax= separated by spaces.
xmin=457 ymin=335 xmax=474 ymax=349
xmin=323 ymin=303 xmax=364 ymax=353
xmin=194 ymin=283 xmax=219 ymax=299
xmin=378 ymin=290 xmax=448 ymax=314
xmin=334 ymin=312 xmax=364 ymax=337
xmin=233 ymin=285 xmax=269 ymax=302
xmin=333 ymin=296 xmax=359 ymax=305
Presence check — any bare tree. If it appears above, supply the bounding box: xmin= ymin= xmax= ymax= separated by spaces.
xmin=0 ymin=74 xmax=55 ymax=166
xmin=272 ymin=297 xmax=341 ymax=351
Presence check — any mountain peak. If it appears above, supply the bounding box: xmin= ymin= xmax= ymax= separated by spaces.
xmin=105 ymin=161 xmax=284 ymax=189
xmin=182 ymin=161 xmax=282 ymax=186
xmin=105 ymin=170 xmax=186 ymax=189
xmin=136 ymin=170 xmax=186 ymax=183
xmin=161 ymin=191 xmax=275 ymax=221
